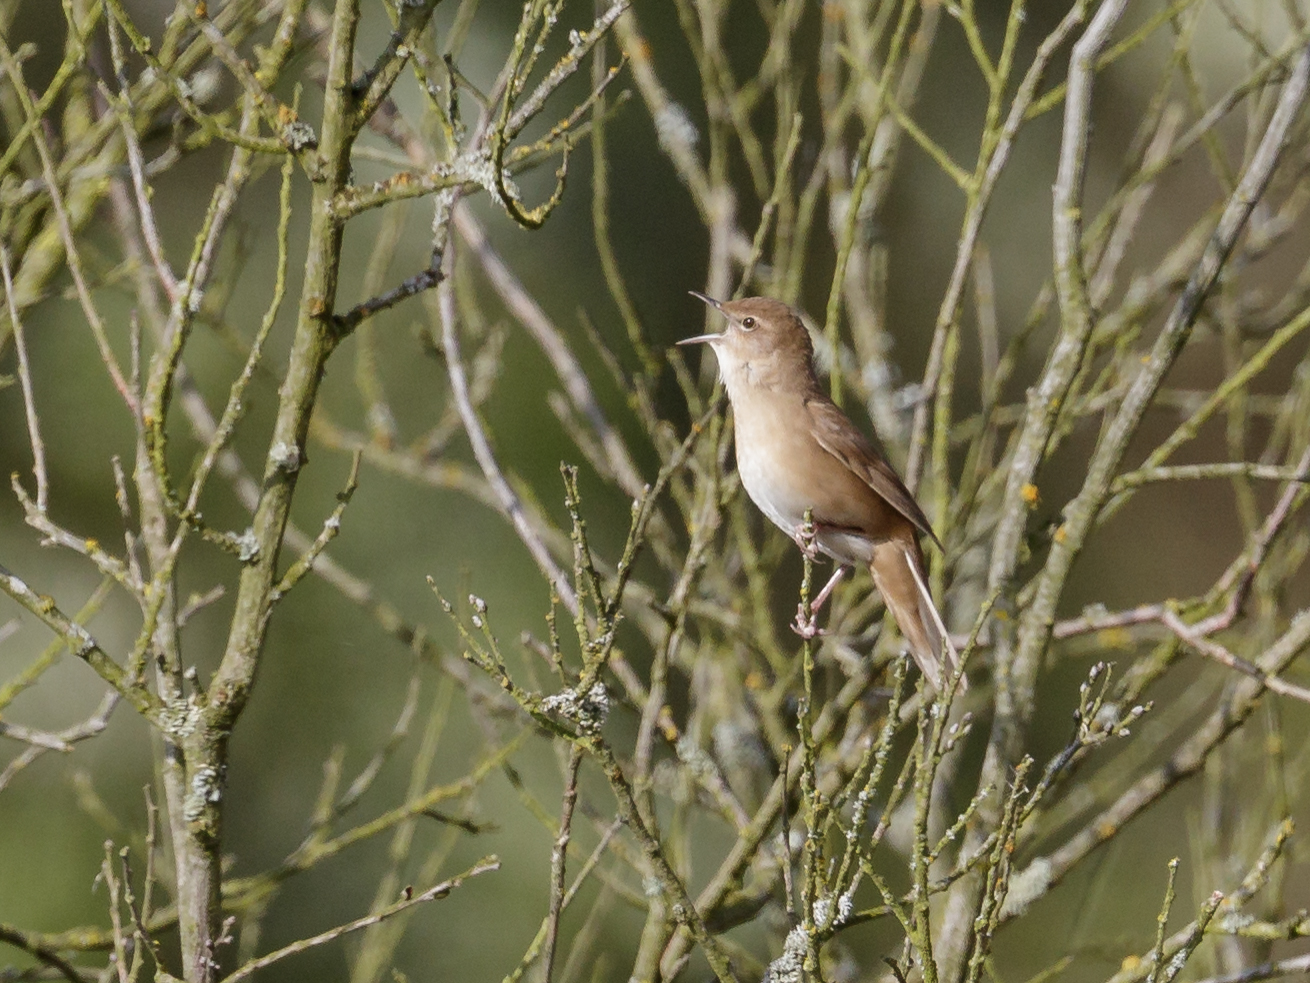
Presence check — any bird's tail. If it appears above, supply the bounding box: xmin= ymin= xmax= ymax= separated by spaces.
xmin=869 ymin=539 xmax=966 ymax=693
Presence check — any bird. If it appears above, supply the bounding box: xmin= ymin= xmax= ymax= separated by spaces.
xmin=679 ymin=292 xmax=964 ymax=692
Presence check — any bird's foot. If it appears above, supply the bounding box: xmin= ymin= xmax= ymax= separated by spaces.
xmin=792 ymin=530 xmax=821 ymax=561
xmin=791 ymin=604 xmax=827 ymax=639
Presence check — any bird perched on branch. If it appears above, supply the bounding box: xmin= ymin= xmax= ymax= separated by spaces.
xmin=679 ymin=292 xmax=963 ymax=692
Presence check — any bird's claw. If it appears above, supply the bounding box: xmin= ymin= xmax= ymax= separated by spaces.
xmin=791 ymin=605 xmax=827 ymax=639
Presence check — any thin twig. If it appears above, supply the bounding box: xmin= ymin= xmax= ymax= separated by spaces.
xmin=332 ymin=255 xmax=443 ymax=336
xmin=1 ymin=244 xmax=48 ymax=511
xmin=541 ymin=744 xmax=583 ymax=983
xmin=221 ymin=858 xmax=500 ymax=983
xmin=435 ymin=231 xmax=579 ymax=615
xmin=454 ymin=204 xmax=643 ymax=497
xmin=1161 ymin=610 xmax=1310 ymax=704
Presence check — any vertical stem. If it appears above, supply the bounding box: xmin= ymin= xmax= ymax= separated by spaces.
xmin=542 ymin=744 xmax=583 ymax=983
xmin=206 ymin=0 xmax=357 ymax=732
xmin=796 ymin=512 xmax=821 ymax=974
xmin=174 ymin=1 xmax=361 ymax=979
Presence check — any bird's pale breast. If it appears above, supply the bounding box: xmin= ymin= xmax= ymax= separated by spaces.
xmin=730 ymin=387 xmax=885 ymax=565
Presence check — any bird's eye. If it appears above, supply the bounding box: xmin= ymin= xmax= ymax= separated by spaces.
xmin=741 ymin=316 xmax=757 ymax=330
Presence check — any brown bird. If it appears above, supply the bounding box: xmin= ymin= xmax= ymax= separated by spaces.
xmin=679 ymin=292 xmax=963 ymax=692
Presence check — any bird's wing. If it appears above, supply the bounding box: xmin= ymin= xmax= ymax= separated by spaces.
xmin=805 ymin=396 xmax=942 ymax=550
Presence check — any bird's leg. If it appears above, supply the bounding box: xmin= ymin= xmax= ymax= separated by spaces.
xmin=811 ymin=565 xmax=846 ymax=612
xmin=792 ymin=566 xmax=847 ymax=639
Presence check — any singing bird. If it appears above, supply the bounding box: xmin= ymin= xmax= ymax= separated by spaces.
xmin=680 ymin=292 xmax=963 ymax=692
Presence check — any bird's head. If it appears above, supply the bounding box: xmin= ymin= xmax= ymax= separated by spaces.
xmin=678 ymin=293 xmax=817 ymax=393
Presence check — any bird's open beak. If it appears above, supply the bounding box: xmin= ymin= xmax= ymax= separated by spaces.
xmin=689 ymin=290 xmax=723 ymax=311
xmin=679 ymin=290 xmax=725 ymax=345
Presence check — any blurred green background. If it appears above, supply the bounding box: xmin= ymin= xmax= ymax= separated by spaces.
xmin=3 ymin=1 xmax=1310 ymax=980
